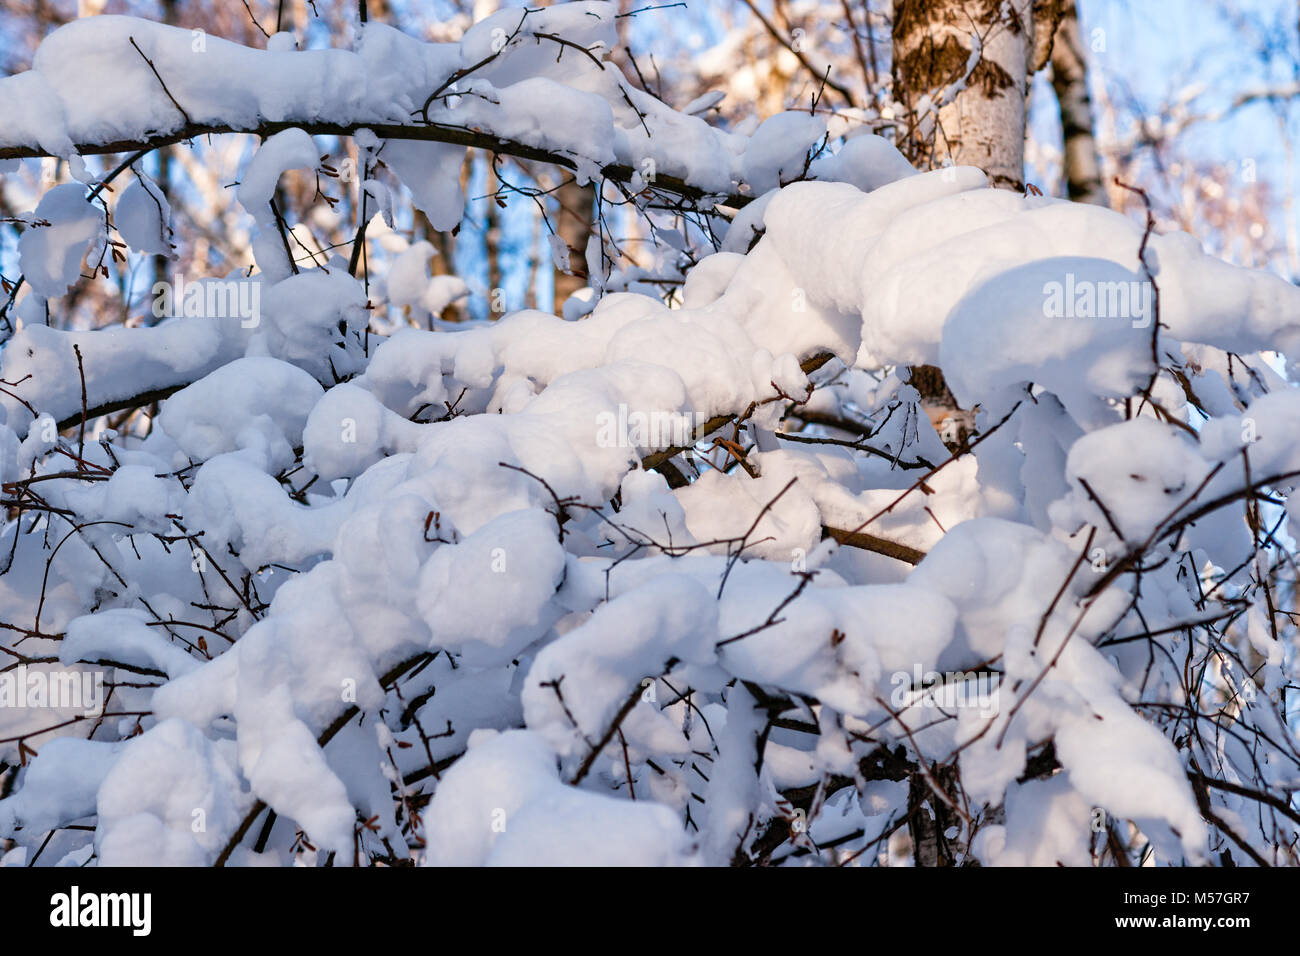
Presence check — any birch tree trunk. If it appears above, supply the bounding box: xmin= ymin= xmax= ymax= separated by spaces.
xmin=1050 ymin=2 xmax=1105 ymax=205
xmin=892 ymin=0 xmax=1062 ymax=189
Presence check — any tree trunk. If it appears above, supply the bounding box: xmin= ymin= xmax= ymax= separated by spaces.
xmin=892 ymin=0 xmax=1062 ymax=189
xmin=906 ymin=768 xmax=959 ymax=866
xmin=1050 ymin=2 xmax=1105 ymax=205
xmin=485 ymin=162 xmax=504 ymax=318
xmin=553 ymin=179 xmax=595 ymax=312
xmin=416 ymin=209 xmax=461 ymax=323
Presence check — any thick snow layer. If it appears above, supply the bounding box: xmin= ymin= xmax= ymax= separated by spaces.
xmin=416 ymin=508 xmax=567 ymax=667
xmin=979 ymin=775 xmax=1093 ymax=866
xmin=0 ymin=738 xmax=122 ymax=835
xmin=1 ymin=314 xmax=251 ymax=433
xmin=18 ymin=183 xmax=105 ymax=298
xmin=159 ymin=357 xmax=323 ymax=468
xmin=742 ymin=111 xmax=826 ymax=192
xmin=0 ymin=12 xmax=743 ymax=195
xmin=62 ymin=609 xmax=201 ymax=679
xmin=422 ymin=730 xmax=699 ymax=866
xmin=95 ymin=719 xmax=248 ymax=866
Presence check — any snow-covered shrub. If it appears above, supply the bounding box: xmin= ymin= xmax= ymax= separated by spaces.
xmin=0 ymin=3 xmax=1297 ymax=868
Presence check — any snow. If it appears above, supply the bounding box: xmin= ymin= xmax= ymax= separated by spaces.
xmin=237 ymin=129 xmax=321 ymax=278
xmin=62 ymin=610 xmax=198 ymax=679
xmin=741 ymin=111 xmax=826 ymax=192
xmin=422 ymin=729 xmax=698 ymax=866
xmin=981 ymin=775 xmax=1093 ymax=866
xmin=1 ymin=313 xmax=251 ymax=433
xmin=158 ymin=357 xmax=323 ymax=469
xmin=379 ymin=138 xmax=465 ymax=231
xmin=60 ymin=464 xmax=187 ymax=534
xmin=114 ymin=174 xmax=173 ymax=257
xmin=1051 ymin=417 xmax=1211 ymax=547
xmin=0 ymin=738 xmax=122 ymax=836
xmin=18 ymin=17 xmax=366 ymax=152
xmin=809 ymin=133 xmax=917 ymax=193
xmin=0 ymin=12 xmax=744 ymax=196
xmin=254 ymin=268 xmax=371 ymax=382
xmin=416 ymin=508 xmax=567 ymax=667
xmin=95 ymin=719 xmax=248 ymax=866
xmin=18 ymin=183 xmax=105 ymax=298
xmin=384 ymin=240 xmax=469 ymax=317
xmin=1053 ymin=689 xmax=1206 ymax=862
xmin=185 ymin=453 xmax=353 ymax=569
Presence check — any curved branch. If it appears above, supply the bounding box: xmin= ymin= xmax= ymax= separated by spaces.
xmin=0 ymin=120 xmax=751 ymax=210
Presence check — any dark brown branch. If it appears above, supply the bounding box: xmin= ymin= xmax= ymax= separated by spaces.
xmin=570 ymin=681 xmax=646 ymax=786
xmin=72 ymin=344 xmax=87 ymax=471
xmin=822 ymin=525 xmax=926 ymax=565
xmin=0 ymin=121 xmax=750 ymax=209
xmin=55 ymin=383 xmax=187 ymax=433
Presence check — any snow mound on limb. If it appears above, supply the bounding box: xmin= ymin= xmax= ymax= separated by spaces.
xmin=422 ymin=729 xmax=699 ymax=866
xmin=95 ymin=719 xmax=249 ymax=866
xmin=159 ymin=357 xmax=323 ymax=468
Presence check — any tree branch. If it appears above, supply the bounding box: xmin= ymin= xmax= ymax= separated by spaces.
xmin=0 ymin=120 xmax=751 ymax=210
